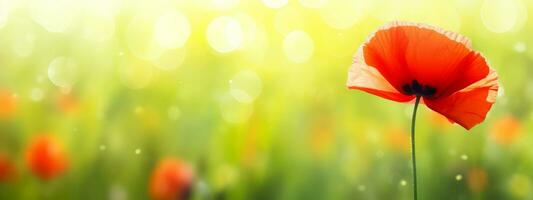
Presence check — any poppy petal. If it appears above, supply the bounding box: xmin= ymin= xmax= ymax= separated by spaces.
xmin=425 ymin=69 xmax=498 ymax=129
xmin=347 ymin=47 xmax=414 ymax=102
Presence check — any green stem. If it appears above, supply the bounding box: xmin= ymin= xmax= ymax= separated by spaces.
xmin=411 ymin=95 xmax=421 ymax=200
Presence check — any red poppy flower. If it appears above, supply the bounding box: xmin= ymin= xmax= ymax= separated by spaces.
xmin=149 ymin=158 xmax=194 ymax=200
xmin=347 ymin=21 xmax=498 ymax=129
xmin=0 ymin=153 xmax=17 ymax=181
xmin=25 ymin=135 xmax=69 ymax=180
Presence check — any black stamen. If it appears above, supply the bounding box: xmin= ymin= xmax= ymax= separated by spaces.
xmin=411 ymin=80 xmax=423 ymax=94
xmin=402 ymin=84 xmax=413 ymax=95
xmin=402 ymin=80 xmax=437 ymax=97
xmin=422 ymin=85 xmax=436 ymax=96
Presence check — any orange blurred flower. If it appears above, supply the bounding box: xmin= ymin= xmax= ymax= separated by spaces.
xmin=385 ymin=127 xmax=410 ymax=152
xmin=467 ymin=167 xmax=488 ymax=193
xmin=25 ymin=135 xmax=69 ymax=180
xmin=428 ymin=111 xmax=452 ymax=129
xmin=0 ymin=152 xmax=17 ymax=181
xmin=0 ymin=90 xmax=17 ymax=119
xmin=149 ymin=158 xmax=194 ymax=200
xmin=490 ymin=115 xmax=521 ymax=146
xmin=58 ymin=93 xmax=79 ymax=114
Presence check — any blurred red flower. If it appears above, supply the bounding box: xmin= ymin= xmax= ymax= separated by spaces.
xmin=0 ymin=152 xmax=17 ymax=181
xmin=25 ymin=135 xmax=68 ymax=180
xmin=347 ymin=21 xmax=498 ymax=130
xmin=149 ymin=158 xmax=194 ymax=200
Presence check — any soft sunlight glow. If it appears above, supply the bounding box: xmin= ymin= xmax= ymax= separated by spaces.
xmin=236 ymin=14 xmax=269 ymax=62
xmin=29 ymin=0 xmax=78 ymax=33
xmin=81 ymin=12 xmax=115 ymax=42
xmin=153 ymin=48 xmax=187 ymax=70
xmin=481 ymin=0 xmax=519 ymax=33
xmin=514 ymin=42 xmax=527 ymax=53
xmin=48 ymin=57 xmax=78 ymax=89
xmin=261 ymin=0 xmax=288 ymax=9
xmin=219 ymin=93 xmax=253 ymax=123
xmin=12 ymin=32 xmax=35 ymax=58
xmin=208 ymin=0 xmax=240 ymax=10
xmin=0 ymin=0 xmax=9 ymax=29
xmin=283 ymin=30 xmax=314 ymax=63
xmin=155 ymin=10 xmax=191 ymax=49
xmin=30 ymin=88 xmax=44 ymax=102
xmin=167 ymin=106 xmax=181 ymax=121
xmin=319 ymin=0 xmax=367 ymax=29
xmin=298 ymin=0 xmax=327 ymax=8
xmin=125 ymin=14 xmax=165 ymax=60
xmin=230 ymin=70 xmax=262 ymax=103
xmin=207 ymin=16 xmax=244 ymax=53
xmin=118 ymin=56 xmax=154 ymax=89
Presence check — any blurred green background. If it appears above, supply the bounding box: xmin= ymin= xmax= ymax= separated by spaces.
xmin=0 ymin=0 xmax=532 ymax=199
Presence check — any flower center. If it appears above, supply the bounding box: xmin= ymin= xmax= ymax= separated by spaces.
xmin=402 ymin=80 xmax=436 ymax=97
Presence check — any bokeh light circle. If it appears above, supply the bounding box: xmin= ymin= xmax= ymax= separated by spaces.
xmin=480 ymin=0 xmax=519 ymax=33
xmin=48 ymin=57 xmax=79 ymax=89
xmin=283 ymin=30 xmax=314 ymax=63
xmin=81 ymin=12 xmax=115 ymax=42
xmin=12 ymin=33 xmax=35 ymax=57
xmin=206 ymin=16 xmax=243 ymax=53
xmin=118 ymin=56 xmax=154 ymax=89
xmin=319 ymin=0 xmax=367 ymax=29
xmin=235 ymin=14 xmax=269 ymax=62
xmin=29 ymin=0 xmax=78 ymax=33
xmin=167 ymin=106 xmax=181 ymax=121
xmin=298 ymin=0 xmax=327 ymax=8
xmin=219 ymin=93 xmax=253 ymax=123
xmin=154 ymin=10 xmax=191 ymax=49
xmin=30 ymin=88 xmax=45 ymax=102
xmin=125 ymin=14 xmax=165 ymax=60
xmin=0 ymin=0 xmax=10 ymax=29
xmin=153 ymin=48 xmax=187 ymax=71
xmin=230 ymin=70 xmax=262 ymax=103
xmin=206 ymin=0 xmax=240 ymax=10
xmin=9 ymin=19 xmax=36 ymax=58
xmin=261 ymin=0 xmax=288 ymax=9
